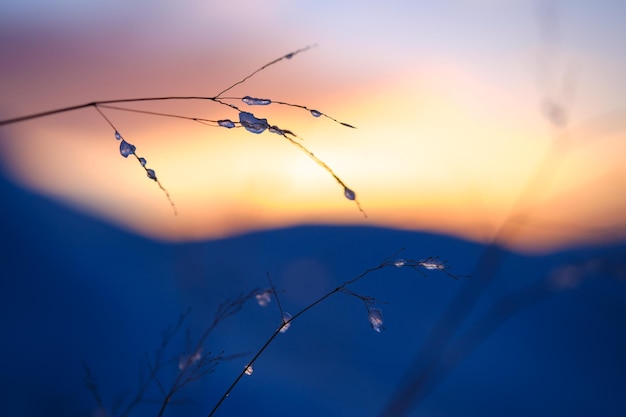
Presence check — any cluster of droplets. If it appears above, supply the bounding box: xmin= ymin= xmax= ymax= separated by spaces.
xmin=232 ymin=89 xmax=353 ymax=127
xmin=115 ymin=130 xmax=158 ymax=181
xmin=237 ymin=111 xmax=362 ymax=210
xmin=255 ymin=287 xmax=294 ymax=334
xmin=112 ymin=129 xmax=176 ymax=214
xmin=217 ymin=91 xmax=362 ymax=213
xmin=209 ymin=66 xmax=365 ymax=214
xmin=242 ymin=251 xmax=465 ymax=385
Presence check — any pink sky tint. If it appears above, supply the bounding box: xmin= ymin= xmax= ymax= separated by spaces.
xmin=1 ymin=0 xmax=625 ymax=253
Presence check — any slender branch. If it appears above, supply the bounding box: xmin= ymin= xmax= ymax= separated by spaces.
xmin=157 ymin=290 xmax=260 ymax=417
xmin=83 ymin=361 xmax=108 ymax=417
xmin=207 ymin=252 xmax=459 ymax=416
xmin=97 ymin=104 xmax=223 ymax=126
xmin=0 ymin=97 xmax=219 ymax=126
xmin=272 ymin=130 xmax=366 ymax=216
xmin=214 ymin=45 xmax=317 ymax=98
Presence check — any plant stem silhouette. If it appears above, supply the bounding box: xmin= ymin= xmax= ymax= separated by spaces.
xmin=0 ymin=46 xmax=365 ymax=215
xmin=207 ymin=252 xmax=462 ymax=417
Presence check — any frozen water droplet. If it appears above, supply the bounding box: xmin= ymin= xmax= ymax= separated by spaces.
xmin=138 ymin=157 xmax=147 ymax=166
xmin=368 ymin=307 xmax=384 ymax=333
xmin=344 ymin=187 xmax=356 ymax=201
xmin=255 ymin=290 xmax=272 ymax=307
xmin=244 ymin=365 xmax=254 ymax=376
xmin=420 ymin=257 xmax=445 ymax=270
xmin=218 ymin=119 xmax=235 ymax=128
xmin=285 ymin=52 xmax=294 ymax=59
xmin=178 ymin=355 xmax=188 ymax=371
xmin=242 ymin=96 xmax=271 ymax=106
xmin=114 ymin=131 xmax=122 ymax=140
xmin=146 ymin=169 xmax=157 ymax=181
xmin=119 ymin=140 xmax=136 ymax=158
xmin=268 ymin=125 xmax=284 ymax=135
xmin=310 ymin=109 xmax=322 ymax=117
xmin=178 ymin=350 xmax=202 ymax=371
xmin=239 ymin=112 xmax=268 ymax=134
xmin=394 ymin=259 xmax=406 ymax=267
xmin=279 ymin=312 xmax=292 ymax=333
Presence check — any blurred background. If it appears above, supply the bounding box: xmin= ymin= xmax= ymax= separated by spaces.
xmin=1 ymin=0 xmax=625 ymax=252
xmin=0 ymin=1 xmax=625 ymax=416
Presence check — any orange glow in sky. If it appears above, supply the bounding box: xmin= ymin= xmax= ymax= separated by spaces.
xmin=1 ymin=1 xmax=625 ymax=253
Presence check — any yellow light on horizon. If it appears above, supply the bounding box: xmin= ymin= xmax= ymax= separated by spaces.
xmin=1 ymin=47 xmax=625 ymax=254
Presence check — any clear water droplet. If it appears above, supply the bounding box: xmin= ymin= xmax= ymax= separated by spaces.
xmin=255 ymin=290 xmax=272 ymax=307
xmin=344 ymin=187 xmax=356 ymax=201
xmin=239 ymin=112 xmax=268 ymax=134
xmin=119 ymin=140 xmax=136 ymax=158
xmin=394 ymin=259 xmax=406 ymax=267
xmin=138 ymin=157 xmax=147 ymax=166
xmin=242 ymin=96 xmax=271 ymax=106
xmin=279 ymin=312 xmax=292 ymax=333
xmin=368 ymin=307 xmax=384 ymax=333
xmin=114 ymin=131 xmax=122 ymax=140
xmin=310 ymin=109 xmax=322 ymax=117
xmin=218 ymin=119 xmax=235 ymax=128
xmin=146 ymin=169 xmax=157 ymax=181
xmin=244 ymin=365 xmax=254 ymax=376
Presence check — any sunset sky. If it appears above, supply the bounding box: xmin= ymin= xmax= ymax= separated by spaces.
xmin=2 ymin=3 xmax=626 ymax=417
xmin=1 ymin=0 xmax=625 ymax=252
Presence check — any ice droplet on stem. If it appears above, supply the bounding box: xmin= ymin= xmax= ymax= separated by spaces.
xmin=420 ymin=257 xmax=445 ymax=270
xmin=344 ymin=187 xmax=356 ymax=201
xmin=255 ymin=290 xmax=272 ymax=307
xmin=146 ymin=169 xmax=157 ymax=181
xmin=242 ymin=96 xmax=271 ymax=106
xmin=218 ymin=119 xmax=235 ymax=128
xmin=244 ymin=365 xmax=254 ymax=376
xmin=239 ymin=111 xmax=269 ymax=134
xmin=368 ymin=307 xmax=384 ymax=333
xmin=310 ymin=109 xmax=322 ymax=117
xmin=394 ymin=259 xmax=406 ymax=267
xmin=279 ymin=312 xmax=292 ymax=333
xmin=178 ymin=350 xmax=202 ymax=371
xmin=119 ymin=140 xmax=136 ymax=158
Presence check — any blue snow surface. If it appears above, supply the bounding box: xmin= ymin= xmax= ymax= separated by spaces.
xmin=0 ymin=168 xmax=625 ymax=417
